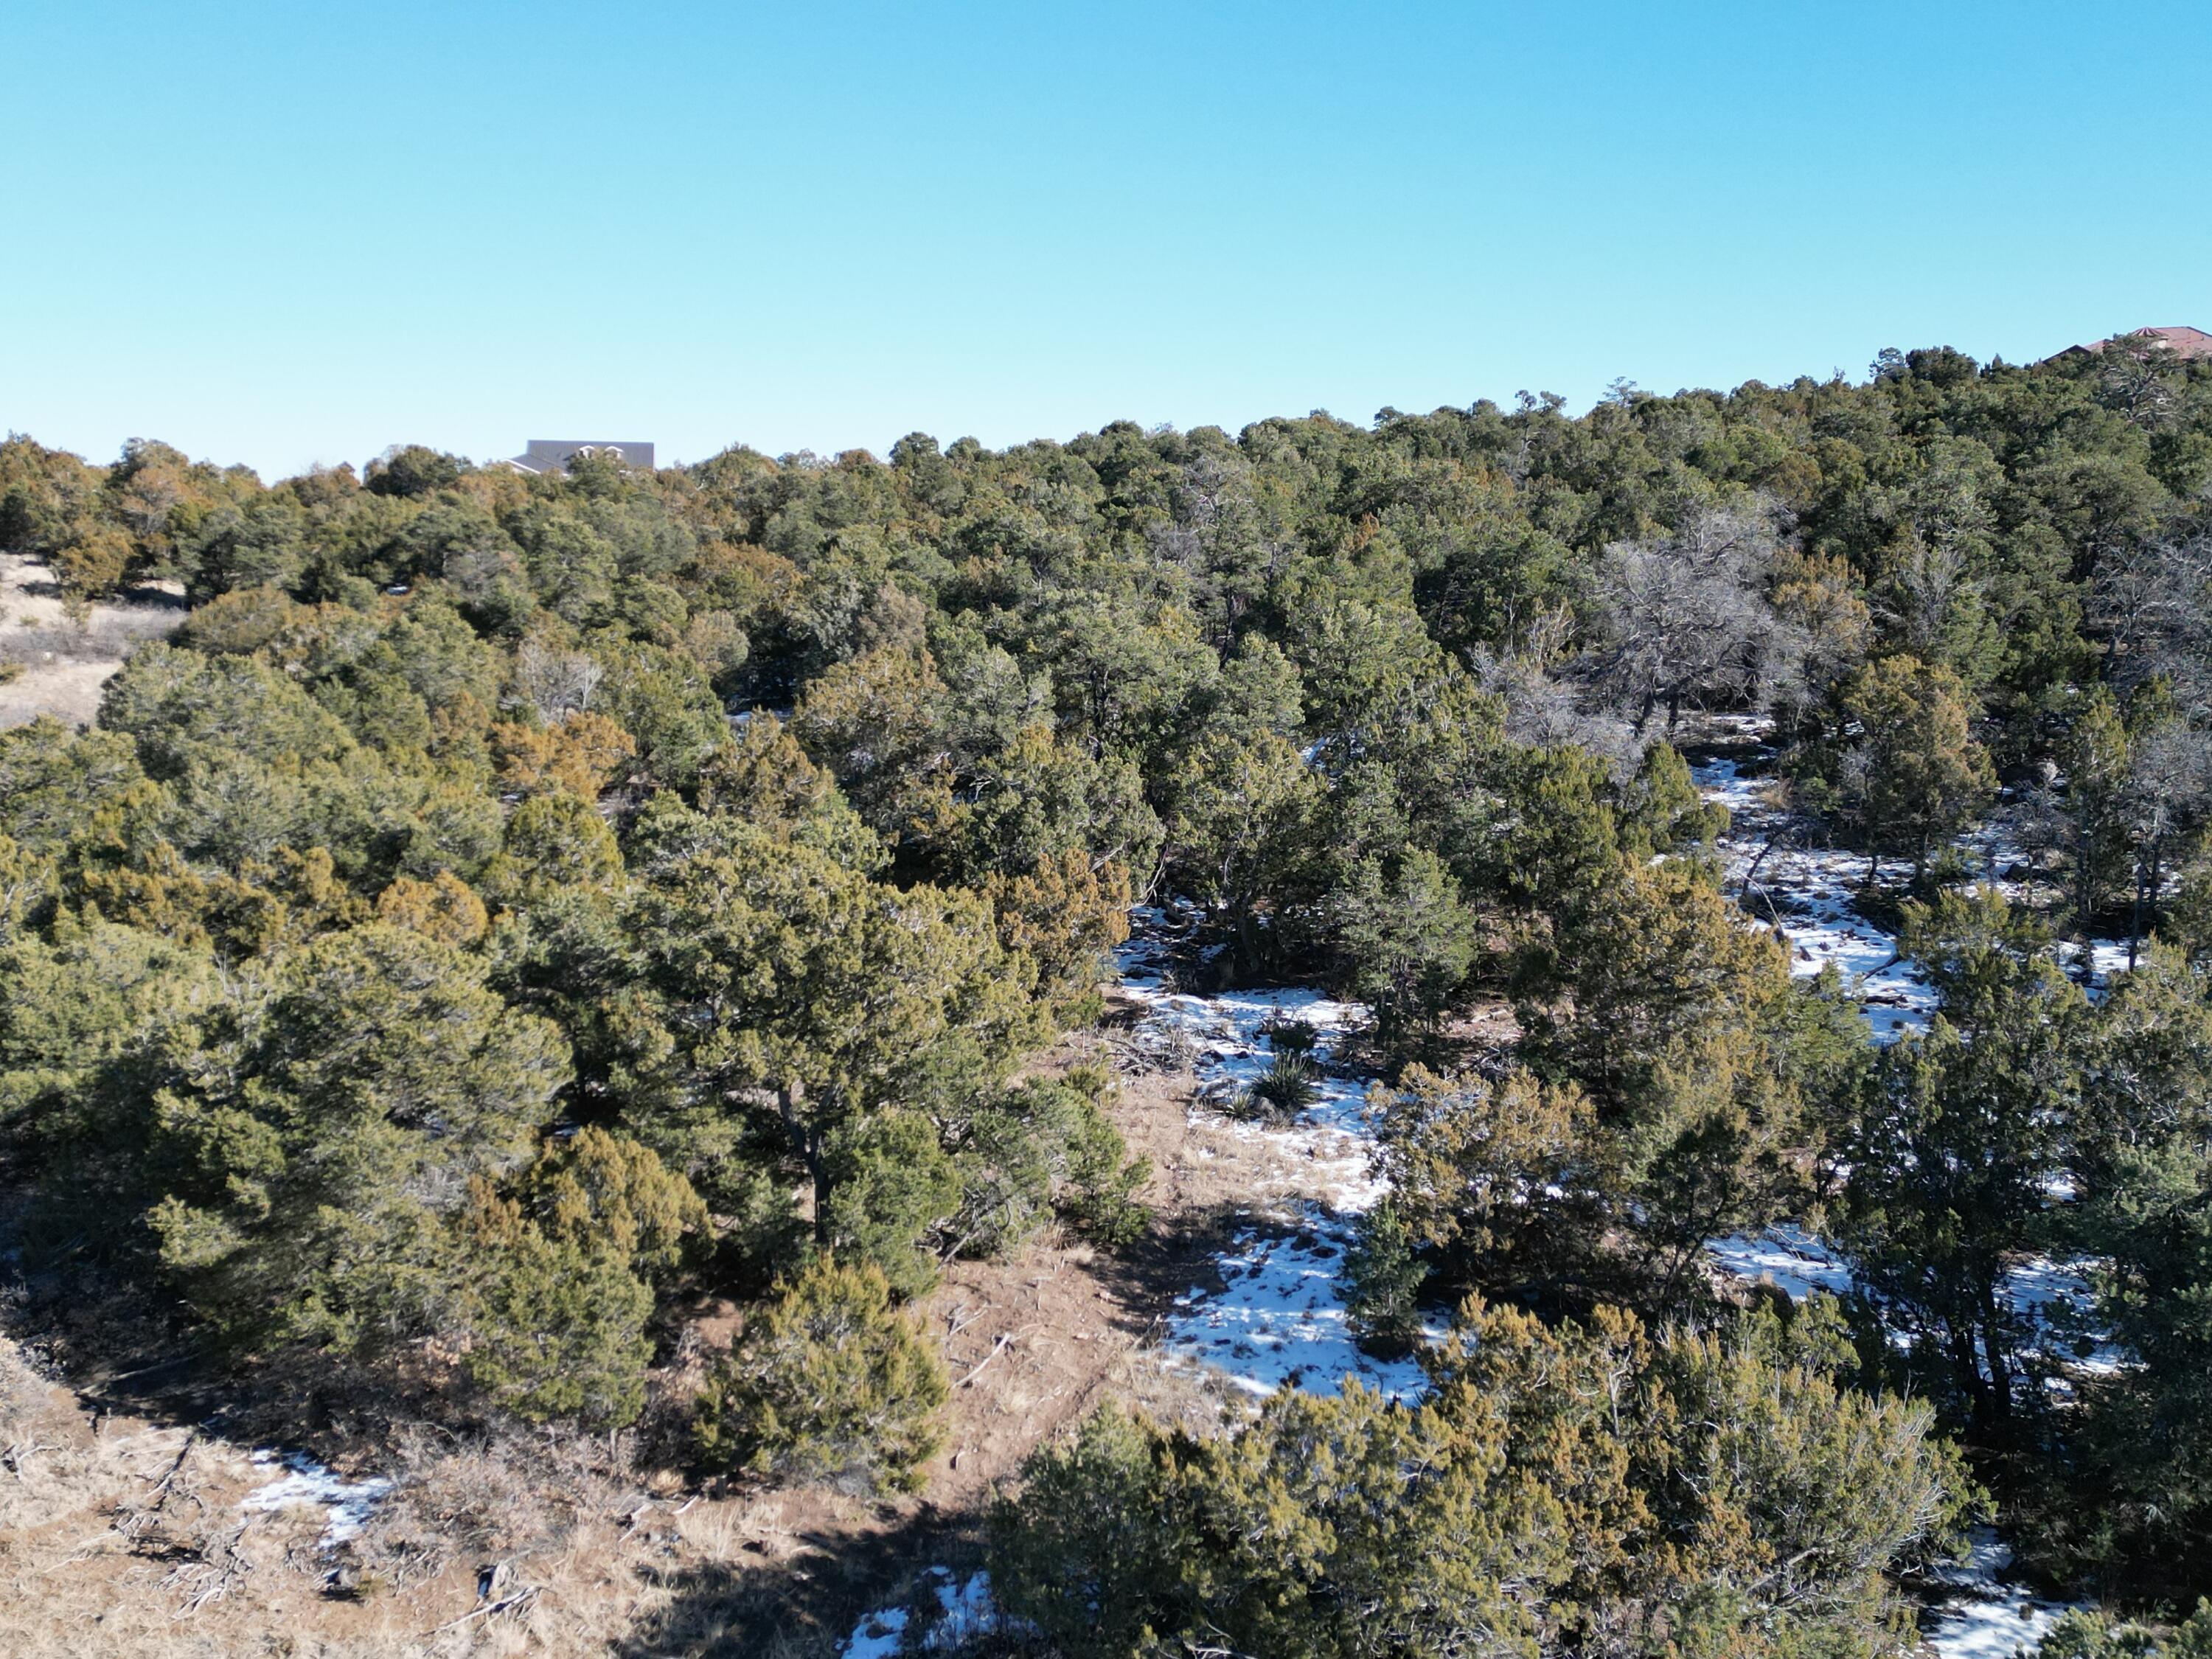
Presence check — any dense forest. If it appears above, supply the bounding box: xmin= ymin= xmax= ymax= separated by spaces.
xmin=4 ymin=330 xmax=2212 ymax=1655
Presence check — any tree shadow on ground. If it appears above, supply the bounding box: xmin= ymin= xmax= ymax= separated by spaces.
xmin=610 ymin=1193 xmax=1267 ymax=1657
xmin=614 ymin=1506 xmax=987 ymax=1658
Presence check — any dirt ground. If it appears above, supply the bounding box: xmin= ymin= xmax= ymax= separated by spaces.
xmin=0 ymin=553 xmax=184 ymax=728
xmin=0 ymin=1011 xmax=1296 ymax=1658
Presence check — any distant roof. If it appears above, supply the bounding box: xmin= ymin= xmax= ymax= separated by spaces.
xmin=501 ymin=439 xmax=656 ymax=474
xmin=2049 ymin=325 xmax=2212 ymax=363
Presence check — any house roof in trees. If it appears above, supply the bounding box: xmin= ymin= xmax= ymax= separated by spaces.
xmin=500 ymin=439 xmax=656 ymax=474
xmin=2048 ymin=325 xmax=2212 ymax=363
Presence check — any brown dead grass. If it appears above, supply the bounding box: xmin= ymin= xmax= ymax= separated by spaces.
xmin=0 ymin=554 xmax=184 ymax=728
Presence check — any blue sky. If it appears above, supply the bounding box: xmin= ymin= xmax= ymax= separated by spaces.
xmin=5 ymin=1 xmax=2207 ymax=481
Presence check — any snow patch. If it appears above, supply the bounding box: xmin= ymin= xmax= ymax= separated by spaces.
xmin=840 ymin=1604 xmax=909 ymax=1659
xmin=1691 ymin=754 xmax=1938 ymax=1043
xmin=1171 ymin=1228 xmax=1427 ymax=1401
xmin=1116 ymin=917 xmax=1422 ymax=1400
xmin=1922 ymin=1529 xmax=2079 ymax=1659
xmin=239 ymin=1450 xmax=391 ymax=1546
xmin=1703 ymin=1225 xmax=1857 ymax=1303
xmin=1704 ymin=1229 xmax=2120 ymax=1379
xmin=838 ymin=1568 xmax=1001 ymax=1658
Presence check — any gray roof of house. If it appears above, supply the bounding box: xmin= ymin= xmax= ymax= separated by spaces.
xmin=507 ymin=439 xmax=656 ymax=473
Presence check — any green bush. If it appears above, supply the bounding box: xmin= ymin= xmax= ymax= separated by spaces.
xmin=1057 ymin=1085 xmax=1151 ymax=1247
xmin=694 ymin=1257 xmax=947 ymax=1494
xmin=456 ymin=1182 xmax=655 ymax=1427
xmin=821 ymin=1111 xmax=962 ymax=1298
xmin=992 ymin=1297 xmax=1973 ymax=1659
xmin=1241 ymin=1051 xmax=1319 ymax=1119
xmin=1342 ymin=1198 xmax=1426 ymax=1352
xmin=2038 ymin=1604 xmax=2212 ymax=1659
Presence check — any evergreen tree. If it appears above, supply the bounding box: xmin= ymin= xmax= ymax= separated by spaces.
xmin=1840 ymin=889 xmax=2087 ymax=1436
xmin=695 ymin=1257 xmax=947 ymax=1493
xmin=1330 ymin=846 xmax=1477 ymax=1052
xmin=992 ymin=1298 xmax=1969 ymax=1659
xmin=2051 ymin=945 xmax=2212 ymax=1599
xmin=147 ymin=923 xmax=572 ymax=1356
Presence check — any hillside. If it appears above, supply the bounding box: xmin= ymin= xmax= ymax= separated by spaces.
xmin=4 ymin=335 xmax=2212 ymax=1654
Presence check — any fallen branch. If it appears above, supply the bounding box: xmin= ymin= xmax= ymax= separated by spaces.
xmin=953 ymin=1332 xmax=1014 ymax=1389
xmin=150 ymin=1430 xmax=200 ymax=1499
xmin=431 ymin=1585 xmax=539 ymax=1633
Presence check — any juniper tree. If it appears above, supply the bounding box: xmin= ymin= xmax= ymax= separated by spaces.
xmin=1840 ymin=889 xmax=2087 ymax=1436
xmin=147 ymin=922 xmax=572 ymax=1356
xmin=2048 ymin=945 xmax=2212 ymax=1599
xmin=991 ymin=1297 xmax=1969 ymax=1659
xmin=1828 ymin=653 xmax=1995 ymax=886
xmin=626 ymin=804 xmax=1045 ymax=1252
xmin=695 ymin=1257 xmax=947 ymax=1493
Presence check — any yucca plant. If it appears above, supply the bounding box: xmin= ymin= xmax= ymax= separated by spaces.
xmin=1241 ymin=1051 xmax=1319 ymax=1119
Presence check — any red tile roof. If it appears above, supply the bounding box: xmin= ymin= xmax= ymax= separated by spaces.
xmin=2052 ymin=324 xmax=2212 ymax=362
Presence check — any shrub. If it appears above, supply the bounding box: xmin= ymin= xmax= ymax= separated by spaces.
xmin=1342 ymin=1198 xmax=1426 ymax=1352
xmin=1057 ymin=1085 xmax=1151 ymax=1247
xmin=946 ymin=1069 xmax=1151 ymax=1259
xmin=821 ymin=1111 xmax=962 ymax=1298
xmin=457 ymin=1183 xmax=655 ymax=1427
xmin=992 ymin=1298 xmax=1973 ymax=1659
xmin=694 ymin=1258 xmax=947 ymax=1493
xmin=1241 ymin=1051 xmax=1319 ymax=1119
xmin=2037 ymin=1604 xmax=2212 ymax=1659
xmin=514 ymin=1126 xmax=708 ymax=1282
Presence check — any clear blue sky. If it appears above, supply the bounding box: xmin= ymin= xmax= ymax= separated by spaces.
xmin=6 ymin=1 xmax=2207 ymax=482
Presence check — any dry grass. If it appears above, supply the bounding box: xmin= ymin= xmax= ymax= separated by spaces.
xmin=1 ymin=610 xmax=181 ymax=666
xmin=0 ymin=1326 xmax=664 ymax=1657
xmin=0 ymin=553 xmax=183 ymax=728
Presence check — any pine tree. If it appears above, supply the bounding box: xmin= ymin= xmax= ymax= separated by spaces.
xmin=1833 ymin=654 xmax=1996 ymax=885
xmin=147 ymin=922 xmax=572 ymax=1356
xmin=1331 ymin=847 xmax=1477 ymax=1052
xmin=455 ymin=1178 xmax=656 ymax=1427
xmin=991 ymin=1298 xmax=1969 ymax=1659
xmin=1841 ymin=889 xmax=2087 ymax=1436
xmin=1371 ymin=1065 xmax=1595 ymax=1293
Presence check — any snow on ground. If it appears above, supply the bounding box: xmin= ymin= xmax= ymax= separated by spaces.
xmin=2006 ymin=1257 xmax=2126 ymax=1377
xmin=1702 ymin=1225 xmax=1858 ymax=1302
xmin=2059 ymin=936 xmax=2140 ymax=995
xmin=838 ymin=1568 xmax=1000 ymax=1658
xmin=238 ymin=1450 xmax=392 ymax=1545
xmin=1691 ymin=733 xmax=2129 ymax=1652
xmin=1169 ymin=1227 xmax=1427 ymax=1400
xmin=1692 ymin=756 xmax=1939 ymax=1042
xmin=1118 ymin=915 xmax=1423 ymax=1399
xmin=1703 ymin=1225 xmax=2122 ymax=1382
xmin=1691 ymin=740 xmax=2123 ymax=1371
xmin=1921 ymin=1530 xmax=2079 ymax=1659
xmin=841 ymin=1604 xmax=908 ymax=1659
